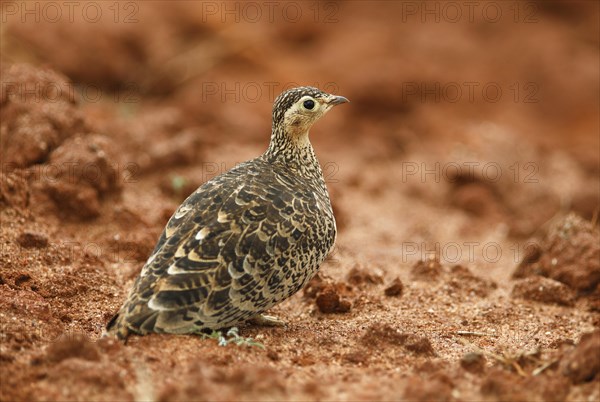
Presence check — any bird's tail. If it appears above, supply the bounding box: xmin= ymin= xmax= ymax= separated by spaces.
xmin=105 ymin=301 xmax=165 ymax=340
xmin=104 ymin=308 xmax=131 ymax=341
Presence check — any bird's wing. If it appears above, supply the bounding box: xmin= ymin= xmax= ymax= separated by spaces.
xmin=128 ymin=161 xmax=320 ymax=320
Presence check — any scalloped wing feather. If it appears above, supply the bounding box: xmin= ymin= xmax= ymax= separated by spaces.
xmin=116 ymin=158 xmax=335 ymax=334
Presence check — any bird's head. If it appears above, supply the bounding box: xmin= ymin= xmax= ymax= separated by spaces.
xmin=271 ymin=86 xmax=349 ymax=142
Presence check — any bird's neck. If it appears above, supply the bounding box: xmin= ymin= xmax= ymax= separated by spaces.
xmin=263 ymin=126 xmax=325 ymax=183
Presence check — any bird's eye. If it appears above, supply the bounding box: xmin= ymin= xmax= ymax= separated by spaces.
xmin=303 ymin=99 xmax=315 ymax=110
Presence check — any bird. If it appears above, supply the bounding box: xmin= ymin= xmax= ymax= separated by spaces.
xmin=106 ymin=86 xmax=349 ymax=339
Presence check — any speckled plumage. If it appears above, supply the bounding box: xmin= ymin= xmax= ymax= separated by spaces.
xmin=106 ymin=87 xmax=348 ymax=339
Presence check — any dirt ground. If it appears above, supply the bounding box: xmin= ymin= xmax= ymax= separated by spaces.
xmin=1 ymin=1 xmax=599 ymax=401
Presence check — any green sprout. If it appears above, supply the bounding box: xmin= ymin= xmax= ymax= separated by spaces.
xmin=201 ymin=327 xmax=265 ymax=349
xmin=171 ymin=175 xmax=187 ymax=194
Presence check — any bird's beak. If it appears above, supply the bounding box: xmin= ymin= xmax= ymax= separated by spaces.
xmin=326 ymin=95 xmax=350 ymax=106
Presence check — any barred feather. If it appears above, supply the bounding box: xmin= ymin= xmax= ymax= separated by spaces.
xmin=106 ymin=87 xmax=347 ymax=339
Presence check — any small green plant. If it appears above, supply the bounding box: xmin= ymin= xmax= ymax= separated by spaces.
xmin=202 ymin=327 xmax=265 ymax=349
xmin=171 ymin=175 xmax=187 ymax=194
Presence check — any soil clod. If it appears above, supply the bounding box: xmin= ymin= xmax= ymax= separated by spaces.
xmin=17 ymin=231 xmax=48 ymax=248
xmin=560 ymin=330 xmax=600 ymax=384
xmin=384 ymin=277 xmax=404 ymax=297
xmin=512 ymin=276 xmax=576 ymax=307
xmin=460 ymin=352 xmax=486 ymax=374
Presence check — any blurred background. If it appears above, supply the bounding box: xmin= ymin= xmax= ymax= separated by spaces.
xmin=2 ymin=0 xmax=599 ymax=250
xmin=2 ymin=0 xmax=598 ymax=230
xmin=1 ymin=0 xmax=599 ymax=287
xmin=2 ymin=0 xmax=598 ymax=152
xmin=1 ymin=2 xmax=599 ymax=401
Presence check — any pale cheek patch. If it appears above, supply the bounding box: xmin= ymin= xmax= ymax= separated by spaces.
xmin=290 ymin=116 xmax=302 ymax=127
xmin=284 ymin=114 xmax=313 ymax=138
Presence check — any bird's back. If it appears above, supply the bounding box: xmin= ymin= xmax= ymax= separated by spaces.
xmin=107 ymin=156 xmax=336 ymax=337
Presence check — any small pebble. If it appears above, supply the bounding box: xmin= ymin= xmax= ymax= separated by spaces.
xmin=384 ymin=277 xmax=404 ymax=297
xmin=461 ymin=352 xmax=486 ymax=373
xmin=17 ymin=231 xmax=49 ymax=249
